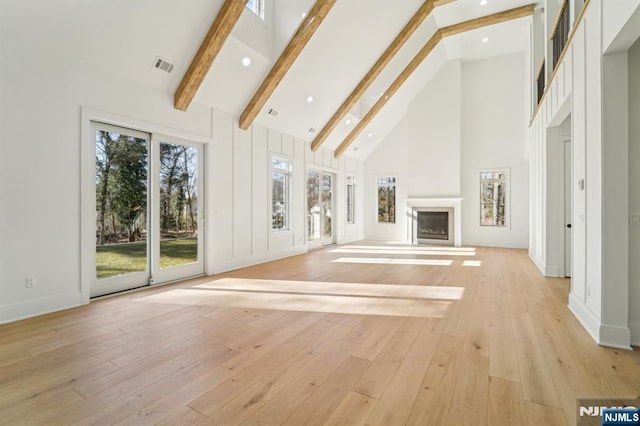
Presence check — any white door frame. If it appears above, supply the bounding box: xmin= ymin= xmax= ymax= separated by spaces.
xmin=80 ymin=108 xmax=211 ymax=302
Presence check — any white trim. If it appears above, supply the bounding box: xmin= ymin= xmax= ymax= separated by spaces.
xmin=81 ymin=107 xmax=212 ymax=301
xmin=630 ymin=323 xmax=640 ymax=347
xmin=0 ymin=292 xmax=82 ymax=325
xmin=81 ymin=108 xmax=212 ymax=144
xmin=545 ymin=265 xmax=560 ymax=276
xmin=376 ymin=175 xmax=397 ymax=224
xmin=270 ymin=153 xmax=293 ymax=233
xmin=479 ymin=167 xmax=511 ymax=229
xmin=599 ymin=324 xmax=632 ymax=350
xmin=568 ymin=293 xmax=600 ymax=343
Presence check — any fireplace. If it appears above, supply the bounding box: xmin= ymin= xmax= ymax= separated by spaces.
xmin=417 ymin=211 xmax=449 ymax=240
xmin=406 ymin=198 xmax=462 ymax=246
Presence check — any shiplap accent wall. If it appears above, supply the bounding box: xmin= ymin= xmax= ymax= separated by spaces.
xmin=210 ymin=110 xmax=363 ymax=274
xmin=529 ymin=0 xmax=640 ymax=348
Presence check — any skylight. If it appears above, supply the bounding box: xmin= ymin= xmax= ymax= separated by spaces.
xmin=247 ymin=0 xmax=265 ymax=20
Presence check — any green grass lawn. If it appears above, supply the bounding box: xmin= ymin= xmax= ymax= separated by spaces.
xmin=96 ymin=237 xmax=197 ymax=279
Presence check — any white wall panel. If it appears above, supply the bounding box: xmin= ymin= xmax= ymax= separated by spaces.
xmin=212 ymin=112 xmax=235 ymax=263
xmin=252 ymin=125 xmax=269 ymax=255
xmin=571 ymin=23 xmax=587 ymax=303
xmin=584 ymin=5 xmax=603 ymax=315
xmin=233 ymin=127 xmax=253 ymax=258
xmin=629 ymin=38 xmax=640 ymax=345
xmin=282 ymin=134 xmax=294 ymax=157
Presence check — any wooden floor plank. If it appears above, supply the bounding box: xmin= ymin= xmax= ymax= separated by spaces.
xmin=0 ymin=243 xmax=637 ymax=425
xmin=281 ymin=356 xmax=371 ymax=426
xmin=364 ymin=318 xmax=445 ymax=426
xmin=323 ymin=391 xmax=377 ymax=426
xmin=405 ymin=334 xmax=466 ymax=425
xmin=488 ymin=377 xmax=528 ymax=426
xmin=351 ymin=316 xmax=424 ymax=398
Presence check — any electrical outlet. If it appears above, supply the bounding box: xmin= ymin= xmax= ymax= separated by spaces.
xmin=25 ymin=276 xmax=36 ymax=288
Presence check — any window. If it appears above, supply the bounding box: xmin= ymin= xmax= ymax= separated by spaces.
xmin=480 ymin=169 xmax=507 ymax=227
xmin=246 ymin=0 xmax=265 ymax=19
xmin=346 ymin=176 xmax=356 ymax=224
xmin=272 ymin=156 xmax=291 ymax=231
xmin=377 ymin=176 xmax=396 ymax=223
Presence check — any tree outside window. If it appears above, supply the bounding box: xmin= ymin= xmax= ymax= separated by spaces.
xmin=480 ymin=169 xmax=507 ymax=227
xmin=272 ymin=157 xmax=291 ymax=231
xmin=377 ymin=177 xmax=396 ymax=223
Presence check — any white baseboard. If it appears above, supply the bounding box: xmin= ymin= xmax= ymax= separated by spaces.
xmin=212 ymin=246 xmax=308 ymax=275
xmin=544 ymin=265 xmax=560 ymax=277
xmin=630 ymin=323 xmax=640 ymax=347
xmin=568 ymin=293 xmax=633 ymax=350
xmin=568 ymin=293 xmax=600 ymax=344
xmin=599 ymin=324 xmax=632 ymax=350
xmin=529 ymin=251 xmax=545 ymax=275
xmin=0 ymin=291 xmax=83 ymax=325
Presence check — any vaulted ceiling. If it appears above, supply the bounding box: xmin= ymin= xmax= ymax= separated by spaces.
xmin=0 ymin=0 xmax=540 ymax=160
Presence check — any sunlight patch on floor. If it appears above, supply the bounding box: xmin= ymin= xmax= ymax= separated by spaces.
xmin=332 ymin=257 xmax=453 ymax=266
xmin=462 ymin=260 xmax=482 ymax=267
xmin=344 ymin=245 xmax=476 ymax=252
xmin=330 ymin=248 xmax=476 ymax=256
xmin=135 ymin=278 xmax=465 ymax=318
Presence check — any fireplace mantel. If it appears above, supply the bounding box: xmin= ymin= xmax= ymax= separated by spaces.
xmin=406 ymin=198 xmax=463 ymax=246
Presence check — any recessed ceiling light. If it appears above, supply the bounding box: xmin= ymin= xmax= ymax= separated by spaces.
xmin=345 ymin=119 xmax=351 ymax=125
xmin=306 ymin=96 xmax=314 ymax=103
xmin=480 ymin=0 xmax=488 ymax=5
xmin=242 ymin=57 xmax=251 ymax=67
xmin=482 ymin=37 xmax=489 ymax=43
xmin=367 ymin=133 xmax=373 ymax=138
xmin=302 ymin=12 xmax=306 ymax=18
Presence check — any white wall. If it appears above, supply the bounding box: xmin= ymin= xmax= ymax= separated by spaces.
xmin=364 ymin=53 xmax=529 ymax=249
xmin=461 ymin=53 xmax=529 ymax=248
xmin=211 ymin=109 xmax=364 ymax=273
xmin=0 ymin=33 xmax=211 ymax=322
xmin=408 ymin=59 xmax=461 ymax=197
xmin=0 ymin=32 xmax=363 ymax=323
xmin=629 ymin=38 xmax=640 ymax=345
xmin=363 ymin=117 xmax=409 ymax=242
xmin=529 ymin=0 xmax=639 ymax=348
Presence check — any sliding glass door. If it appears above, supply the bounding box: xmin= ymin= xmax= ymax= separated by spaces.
xmin=91 ymin=122 xmax=203 ymax=297
xmin=306 ymin=169 xmax=335 ymax=248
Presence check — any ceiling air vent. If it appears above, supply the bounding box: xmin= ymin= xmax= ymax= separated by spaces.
xmin=267 ymin=108 xmax=279 ymax=117
xmin=308 ymin=127 xmax=317 ymax=134
xmin=153 ymin=57 xmax=174 ymax=74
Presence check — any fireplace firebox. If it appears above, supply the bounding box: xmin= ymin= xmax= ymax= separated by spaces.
xmin=411 ymin=206 xmax=455 ymax=245
xmin=417 ymin=211 xmax=449 ymax=240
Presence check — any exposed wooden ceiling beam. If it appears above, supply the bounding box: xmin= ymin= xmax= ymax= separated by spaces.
xmin=334 ymin=4 xmax=535 ymax=158
xmin=334 ymin=32 xmax=442 ymax=158
xmin=174 ymin=0 xmax=248 ymax=111
xmin=439 ymin=4 xmax=535 ymax=38
xmin=310 ymin=0 xmax=447 ymax=152
xmin=239 ymin=0 xmax=337 ymax=130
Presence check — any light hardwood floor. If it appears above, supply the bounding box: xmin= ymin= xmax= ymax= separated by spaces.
xmin=1 ymin=243 xmax=638 ymax=425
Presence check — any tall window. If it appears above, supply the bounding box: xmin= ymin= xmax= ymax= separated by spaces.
xmin=377 ymin=176 xmax=396 ymax=223
xmin=346 ymin=176 xmax=356 ymax=224
xmin=480 ymin=169 xmax=507 ymax=226
xmin=247 ymin=0 xmax=265 ymax=19
xmin=272 ymin=156 xmax=291 ymax=231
